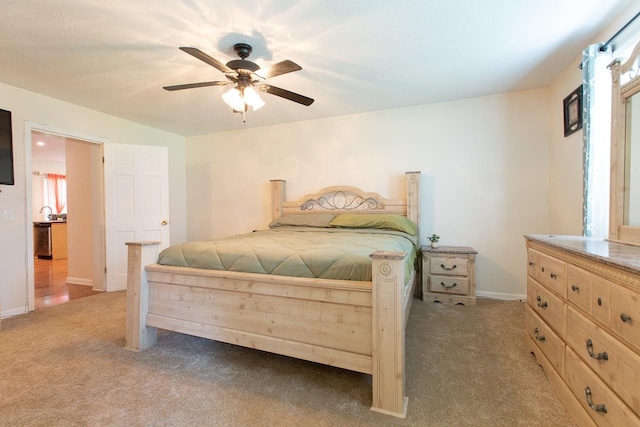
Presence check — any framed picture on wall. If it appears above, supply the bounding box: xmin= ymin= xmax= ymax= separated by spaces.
xmin=563 ymin=85 xmax=583 ymax=137
xmin=0 ymin=108 xmax=14 ymax=185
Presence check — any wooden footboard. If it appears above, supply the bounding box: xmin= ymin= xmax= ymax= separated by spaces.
xmin=125 ymin=242 xmax=413 ymax=418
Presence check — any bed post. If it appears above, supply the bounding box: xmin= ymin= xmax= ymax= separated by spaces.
xmin=124 ymin=241 xmax=160 ymax=352
xmin=370 ymin=250 xmax=408 ymax=418
xmin=270 ymin=179 xmax=286 ymax=221
xmin=406 ymin=171 xmax=420 ymax=241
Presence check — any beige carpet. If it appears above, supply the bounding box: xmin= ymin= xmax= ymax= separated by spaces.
xmin=0 ymin=292 xmax=575 ymax=426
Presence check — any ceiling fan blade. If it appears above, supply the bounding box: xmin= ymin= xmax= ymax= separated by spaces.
xmin=163 ymin=81 xmax=230 ymax=91
xmin=254 ymin=60 xmax=302 ymax=80
xmin=179 ymin=47 xmax=233 ymax=74
xmin=258 ymin=84 xmax=314 ymax=106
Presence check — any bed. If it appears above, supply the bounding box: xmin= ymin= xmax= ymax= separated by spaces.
xmin=124 ymin=171 xmax=420 ymax=418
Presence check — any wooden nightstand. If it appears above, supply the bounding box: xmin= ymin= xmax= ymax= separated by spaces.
xmin=422 ymin=246 xmax=477 ymax=305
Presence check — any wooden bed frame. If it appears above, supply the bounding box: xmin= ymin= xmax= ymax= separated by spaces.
xmin=125 ymin=171 xmax=420 ymax=418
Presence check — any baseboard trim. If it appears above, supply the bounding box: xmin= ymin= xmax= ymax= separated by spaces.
xmin=66 ymin=277 xmax=94 ymax=287
xmin=477 ymin=291 xmax=526 ymax=302
xmin=1 ymin=306 xmax=29 ymax=319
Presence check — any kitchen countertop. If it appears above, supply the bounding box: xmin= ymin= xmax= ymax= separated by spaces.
xmin=525 ymin=234 xmax=640 ymax=275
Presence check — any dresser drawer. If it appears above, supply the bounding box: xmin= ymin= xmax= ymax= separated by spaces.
xmin=528 ymin=277 xmax=567 ymax=338
xmin=568 ymin=264 xmax=591 ymax=314
xmin=429 ymin=256 xmax=468 ymax=276
xmin=610 ymin=284 xmax=640 ymax=354
xmin=527 ymin=249 xmax=542 ymax=282
xmin=567 ymin=306 xmax=640 ymax=416
xmin=565 ymin=348 xmax=640 ymax=426
xmin=525 ymin=305 xmax=565 ymax=376
xmin=539 ymin=252 xmax=567 ymax=298
xmin=429 ymin=275 xmax=469 ymax=296
xmin=590 ymin=276 xmax=610 ymax=327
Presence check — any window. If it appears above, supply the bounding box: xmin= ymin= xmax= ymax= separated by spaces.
xmin=43 ymin=173 xmax=67 ymax=214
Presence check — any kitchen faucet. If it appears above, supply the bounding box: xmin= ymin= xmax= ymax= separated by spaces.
xmin=39 ymin=206 xmax=53 ymax=218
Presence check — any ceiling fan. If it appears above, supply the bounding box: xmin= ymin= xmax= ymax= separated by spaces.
xmin=163 ymin=43 xmax=314 ymax=119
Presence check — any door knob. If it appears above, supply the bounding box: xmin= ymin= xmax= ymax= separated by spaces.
xmin=161 ymin=220 xmax=168 ymax=226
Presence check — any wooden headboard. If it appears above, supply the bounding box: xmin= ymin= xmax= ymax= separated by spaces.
xmin=270 ymin=171 xmax=421 ymax=226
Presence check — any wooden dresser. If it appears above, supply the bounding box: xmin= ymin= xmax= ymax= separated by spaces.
xmin=525 ymin=235 xmax=640 ymax=426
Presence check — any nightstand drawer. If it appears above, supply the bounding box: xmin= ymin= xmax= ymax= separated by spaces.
xmin=429 ymin=256 xmax=468 ymax=276
xmin=429 ymin=275 xmax=469 ymax=296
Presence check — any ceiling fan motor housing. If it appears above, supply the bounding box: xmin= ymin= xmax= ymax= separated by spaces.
xmin=227 ymin=44 xmax=259 ymax=73
xmin=226 ymin=59 xmax=260 ymax=72
xmin=233 ymin=43 xmax=252 ymax=58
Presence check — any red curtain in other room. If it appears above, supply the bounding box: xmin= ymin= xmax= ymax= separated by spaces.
xmin=46 ymin=174 xmax=67 ymax=214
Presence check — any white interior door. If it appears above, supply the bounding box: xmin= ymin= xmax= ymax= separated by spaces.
xmin=104 ymin=143 xmax=170 ymax=291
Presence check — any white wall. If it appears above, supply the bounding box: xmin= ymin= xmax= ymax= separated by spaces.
xmin=186 ymin=88 xmax=551 ymax=299
xmin=0 ymin=82 xmax=187 ymax=318
xmin=65 ymin=139 xmax=96 ymax=287
xmin=546 ymin=2 xmax=640 ymax=235
xmin=547 ymin=55 xmax=585 ymax=235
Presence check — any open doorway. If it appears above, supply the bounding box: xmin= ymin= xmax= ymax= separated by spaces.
xmin=29 ymin=128 xmax=106 ymax=310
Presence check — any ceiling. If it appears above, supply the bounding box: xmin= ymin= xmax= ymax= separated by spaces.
xmin=1 ymin=0 xmax=637 ymax=137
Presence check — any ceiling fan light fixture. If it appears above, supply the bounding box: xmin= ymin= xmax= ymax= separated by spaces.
xmin=221 ymin=87 xmax=246 ymax=111
xmin=243 ymin=86 xmax=265 ymax=111
xmin=222 ymin=86 xmax=265 ymax=112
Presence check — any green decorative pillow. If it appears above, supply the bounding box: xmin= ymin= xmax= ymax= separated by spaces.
xmin=269 ymin=213 xmax=337 ymax=228
xmin=329 ymin=213 xmax=417 ymax=235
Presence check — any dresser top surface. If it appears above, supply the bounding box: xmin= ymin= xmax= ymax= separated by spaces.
xmin=525 ymin=235 xmax=640 ymax=274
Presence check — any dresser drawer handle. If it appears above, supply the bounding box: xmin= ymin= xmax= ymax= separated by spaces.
xmin=586 ymin=339 xmax=608 ymax=361
xmin=440 ymin=264 xmax=457 ymax=271
xmin=536 ymin=296 xmax=548 ymax=309
xmin=440 ymin=282 xmax=458 ymax=289
xmin=533 ymin=327 xmax=545 ymax=342
xmin=584 ymin=387 xmax=607 ymax=414
xmin=549 ymin=273 xmax=557 ymax=279
xmin=621 ymin=313 xmax=632 ymax=323
xmin=571 ymin=284 xmax=579 ymax=292
xmin=528 ymin=261 xmax=535 ymax=267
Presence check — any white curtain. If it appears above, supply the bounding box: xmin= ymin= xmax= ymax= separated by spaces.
xmin=582 ymin=44 xmax=612 ymax=237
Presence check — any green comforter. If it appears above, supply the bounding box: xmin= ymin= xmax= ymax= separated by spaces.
xmin=157 ymin=227 xmax=417 ymax=282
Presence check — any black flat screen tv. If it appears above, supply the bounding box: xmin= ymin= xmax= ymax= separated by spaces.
xmin=0 ymin=108 xmax=14 ymax=185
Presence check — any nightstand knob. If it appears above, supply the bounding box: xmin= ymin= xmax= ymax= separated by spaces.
xmin=440 ymin=264 xmax=457 ymax=271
